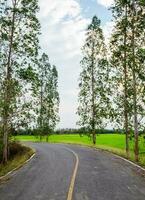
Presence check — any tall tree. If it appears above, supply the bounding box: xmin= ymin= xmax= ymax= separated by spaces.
xmin=37 ymin=53 xmax=59 ymax=141
xmin=110 ymin=0 xmax=145 ymax=161
xmin=0 ymin=0 xmax=40 ymax=163
xmin=129 ymin=0 xmax=145 ymax=161
xmin=77 ymin=16 xmax=109 ymax=144
xmin=110 ymin=0 xmax=131 ymax=158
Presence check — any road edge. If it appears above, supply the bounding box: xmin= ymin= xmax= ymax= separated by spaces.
xmin=52 ymin=142 xmax=145 ymax=172
xmin=0 ymin=151 xmax=35 ymax=181
xmin=113 ymin=154 xmax=145 ymax=172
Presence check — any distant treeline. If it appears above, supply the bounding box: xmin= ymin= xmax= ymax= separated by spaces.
xmin=12 ymin=127 xmax=145 ymax=136
xmin=11 ymin=128 xmax=144 ymax=136
xmin=55 ymin=129 xmax=123 ymax=135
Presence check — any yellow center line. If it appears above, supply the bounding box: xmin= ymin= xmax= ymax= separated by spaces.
xmin=65 ymin=147 xmax=79 ymax=200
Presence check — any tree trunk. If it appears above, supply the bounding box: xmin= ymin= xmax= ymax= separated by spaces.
xmin=91 ymin=40 xmax=96 ymax=145
xmin=133 ymin=71 xmax=139 ymax=162
xmin=2 ymin=117 xmax=8 ymax=163
xmin=40 ymin=77 xmax=43 ymax=141
xmin=132 ymin=0 xmax=139 ymax=162
xmin=46 ymin=135 xmax=49 ymax=142
xmin=92 ymin=130 xmax=96 ymax=145
xmin=2 ymin=0 xmax=16 ymax=163
xmin=123 ymin=3 xmax=130 ymax=158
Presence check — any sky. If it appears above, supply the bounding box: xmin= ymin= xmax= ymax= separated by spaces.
xmin=38 ymin=0 xmax=114 ymax=129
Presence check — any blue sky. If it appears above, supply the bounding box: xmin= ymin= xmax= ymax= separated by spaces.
xmin=80 ymin=0 xmax=112 ymax=24
xmin=38 ymin=0 xmax=114 ymax=128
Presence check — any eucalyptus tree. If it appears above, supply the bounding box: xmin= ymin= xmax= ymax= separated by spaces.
xmin=0 ymin=0 xmax=40 ymax=163
xmin=110 ymin=0 xmax=131 ymax=158
xmin=77 ymin=16 xmax=110 ymax=144
xmin=37 ymin=53 xmax=59 ymax=141
xmin=128 ymin=0 xmax=145 ymax=161
xmin=50 ymin=65 xmax=60 ymax=131
xmin=110 ymin=0 xmax=145 ymax=161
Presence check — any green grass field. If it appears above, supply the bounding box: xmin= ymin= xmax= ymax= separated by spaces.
xmin=14 ymin=134 xmax=145 ymax=167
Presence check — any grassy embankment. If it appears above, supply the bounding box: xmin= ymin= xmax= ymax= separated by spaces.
xmin=0 ymin=142 xmax=34 ymax=177
xmin=15 ymin=134 xmax=145 ymax=167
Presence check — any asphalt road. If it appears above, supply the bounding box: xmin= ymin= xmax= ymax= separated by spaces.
xmin=0 ymin=143 xmax=145 ymax=200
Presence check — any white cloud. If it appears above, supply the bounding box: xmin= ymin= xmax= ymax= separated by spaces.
xmin=39 ymin=0 xmax=89 ymax=60
xmin=97 ymin=0 xmax=114 ymax=8
xmin=102 ymin=21 xmax=115 ymax=44
xmin=39 ymin=0 xmax=81 ymax=23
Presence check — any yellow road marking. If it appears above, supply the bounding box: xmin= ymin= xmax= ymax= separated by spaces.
xmin=65 ymin=148 xmax=79 ymax=200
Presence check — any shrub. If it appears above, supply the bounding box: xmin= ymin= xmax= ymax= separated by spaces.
xmin=9 ymin=141 xmax=27 ymax=159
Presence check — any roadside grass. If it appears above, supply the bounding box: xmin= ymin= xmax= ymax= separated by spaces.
xmin=0 ymin=144 xmax=34 ymax=177
xmin=14 ymin=134 xmax=145 ymax=167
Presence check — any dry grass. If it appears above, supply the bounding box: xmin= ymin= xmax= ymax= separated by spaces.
xmin=0 ymin=143 xmax=34 ymax=177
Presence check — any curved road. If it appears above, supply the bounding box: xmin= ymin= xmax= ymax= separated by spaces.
xmin=0 ymin=143 xmax=145 ymax=200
